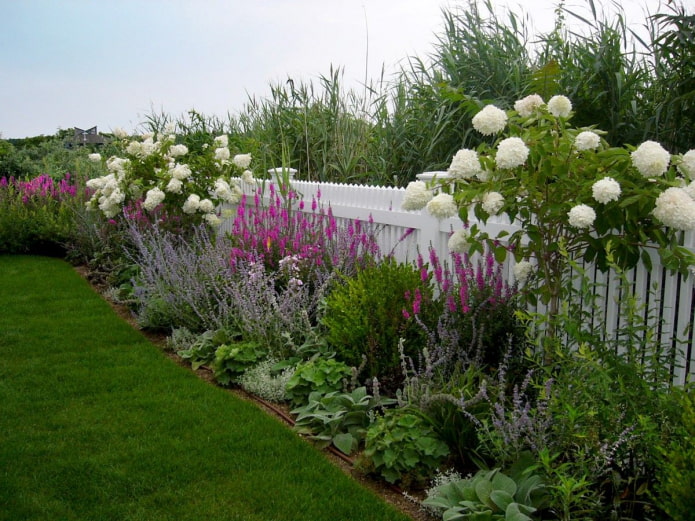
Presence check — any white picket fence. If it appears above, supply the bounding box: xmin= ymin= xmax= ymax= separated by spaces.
xmin=221 ymin=175 xmax=695 ymax=385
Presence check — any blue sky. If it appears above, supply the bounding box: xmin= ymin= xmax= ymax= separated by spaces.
xmin=0 ymin=0 xmax=678 ymax=138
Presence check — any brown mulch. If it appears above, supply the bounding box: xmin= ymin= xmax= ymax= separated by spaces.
xmin=73 ymin=264 xmax=435 ymax=521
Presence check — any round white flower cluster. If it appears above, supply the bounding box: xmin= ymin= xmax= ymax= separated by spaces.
xmin=166 ymin=178 xmax=183 ymax=194
xmin=547 ymin=95 xmax=572 ymax=118
xmin=214 ymin=146 xmax=230 ymax=163
xmin=168 ymin=144 xmax=188 ymax=158
xmin=514 ymin=94 xmax=544 ymax=118
xmin=402 ymin=181 xmax=433 ymax=211
xmin=448 ymin=148 xmax=482 ymax=179
xmin=86 ymin=173 xmax=125 ymax=218
xmin=677 ymin=150 xmax=695 ymax=180
xmin=112 ymin=127 xmax=129 ymax=139
xmin=447 ymin=229 xmax=471 ymax=253
xmin=182 ymin=194 xmax=201 ymax=214
xmin=214 ymin=178 xmax=242 ymax=204
xmin=683 ymin=180 xmax=695 ymax=200
xmin=214 ymin=134 xmax=229 ymax=148
xmin=567 ymin=204 xmax=596 ymax=229
xmin=143 ymin=187 xmax=166 ymax=212
xmin=88 ymin=153 xmax=101 ymax=162
xmin=592 ymin=177 xmax=621 ymax=204
xmin=512 ymin=260 xmax=534 ymax=285
xmin=170 ymin=163 xmax=192 ymax=180
xmin=575 ymin=131 xmax=601 ymax=151
xmin=496 ymin=137 xmax=529 ymax=169
xmin=233 ymin=153 xmax=252 ymax=169
xmin=652 ymin=187 xmax=695 ymax=231
xmin=241 ymin=169 xmax=256 ymax=184
xmin=631 ymin=141 xmax=670 ymax=178
xmin=472 ymin=105 xmax=508 ymax=135
xmin=426 ymin=192 xmax=458 ymax=220
xmin=481 ymin=191 xmax=505 ymax=215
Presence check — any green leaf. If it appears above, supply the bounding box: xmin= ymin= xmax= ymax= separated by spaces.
xmin=489 ymin=490 xmax=514 ymax=511
xmin=333 ymin=433 xmax=356 ymax=455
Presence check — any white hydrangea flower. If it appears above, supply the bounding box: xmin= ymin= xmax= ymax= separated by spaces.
xmin=513 ymin=260 xmax=534 ymax=285
xmin=112 ymin=127 xmax=129 ymax=139
xmin=88 ymin=153 xmax=101 ymax=162
xmin=513 ymin=94 xmax=544 ymax=117
xmin=567 ymin=204 xmax=596 ymax=229
xmin=448 ymin=149 xmax=482 ymax=179
xmin=233 ymin=153 xmax=252 ymax=169
xmin=85 ymin=176 xmax=106 ymax=190
xmin=402 ymin=181 xmax=433 ymax=211
xmin=170 ymin=163 xmax=192 ymax=180
xmin=482 ymin=191 xmax=505 ymax=215
xmin=214 ymin=147 xmax=230 ymax=162
xmin=241 ymin=169 xmax=256 ymax=184
xmin=168 ymin=144 xmax=188 ymax=158
xmin=125 ymin=141 xmax=142 ymax=156
xmin=575 ymin=131 xmax=601 ymax=151
xmin=683 ymin=181 xmax=695 ymax=201
xmin=426 ymin=192 xmax=458 ymax=220
xmin=143 ymin=187 xmax=165 ymax=212
xmin=182 ymin=194 xmax=201 ymax=214
xmin=198 ymin=198 xmax=215 ymax=214
xmin=447 ymin=229 xmax=471 ymax=253
xmin=496 ymin=137 xmax=529 ymax=169
xmin=203 ymin=213 xmax=221 ymax=227
xmin=653 ymin=187 xmax=695 ymax=231
xmin=213 ymin=179 xmax=238 ymax=203
xmin=547 ymin=95 xmax=572 ymax=117
xmin=592 ymin=177 xmax=621 ymax=204
xmin=106 ymin=156 xmax=129 ymax=179
xmin=214 ymin=135 xmax=229 ymax=148
xmin=166 ymin=178 xmax=183 ymax=194
xmin=677 ymin=150 xmax=695 ymax=180
xmin=631 ymin=141 xmax=671 ymax=178
xmin=163 ymin=122 xmax=176 ymax=134
xmin=472 ymin=105 xmax=508 ymax=135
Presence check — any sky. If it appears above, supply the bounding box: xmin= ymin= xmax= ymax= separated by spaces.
xmin=1 ymin=0 xmax=688 ymax=139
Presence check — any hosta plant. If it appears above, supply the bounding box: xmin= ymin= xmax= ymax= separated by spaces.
xmin=291 ymin=386 xmax=395 ymax=455
xmin=212 ymin=341 xmax=267 ymax=387
xmin=284 ymin=357 xmax=353 ymax=406
xmin=422 ymin=462 xmax=547 ymax=521
xmin=361 ymin=408 xmax=450 ymax=487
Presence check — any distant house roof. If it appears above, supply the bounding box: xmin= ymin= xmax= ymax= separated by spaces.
xmin=68 ymin=126 xmax=106 ymax=146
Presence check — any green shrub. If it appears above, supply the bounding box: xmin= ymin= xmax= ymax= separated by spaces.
xmin=361 ymin=408 xmax=449 ymax=487
xmin=653 ymin=388 xmax=695 ymax=521
xmin=322 ymin=258 xmax=431 ymax=390
xmin=176 ymin=327 xmax=240 ymax=370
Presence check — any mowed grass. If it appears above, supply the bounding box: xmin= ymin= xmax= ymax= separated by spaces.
xmin=0 ymin=255 xmax=411 ymax=521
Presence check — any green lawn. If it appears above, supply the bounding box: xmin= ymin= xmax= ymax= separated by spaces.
xmin=0 ymin=255 xmax=411 ymax=521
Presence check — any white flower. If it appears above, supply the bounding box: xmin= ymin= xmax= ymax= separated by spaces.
xmin=513 ymin=94 xmax=544 ymax=117
xmin=168 ymin=144 xmax=188 ymax=158
xmin=547 ymin=95 xmax=572 ymax=117
xmin=214 ymin=135 xmax=229 ymax=148
xmin=163 ymin=122 xmax=176 ymax=134
xmin=448 ymin=149 xmax=481 ymax=179
xmin=182 ymin=194 xmax=200 ymax=214
xmin=213 ymin=178 xmax=239 ymax=203
xmin=683 ymin=181 xmax=695 ymax=201
xmin=170 ymin=163 xmax=192 ymax=180
xmin=631 ymin=141 xmax=670 ymax=178
xmin=85 ymin=176 xmax=106 ymax=190
xmin=198 ymin=198 xmax=215 ymax=214
xmin=677 ymin=150 xmax=695 ymax=180
xmin=592 ymin=177 xmax=621 ymax=204
xmin=427 ymin=193 xmax=457 ymax=220
xmin=215 ymin=147 xmax=230 ymax=163
xmin=575 ymin=131 xmax=601 ymax=151
xmin=232 ymin=153 xmax=252 ymax=169
xmin=241 ymin=169 xmax=256 ymax=184
xmin=166 ymin=178 xmax=183 ymax=194
xmin=112 ymin=127 xmax=128 ymax=139
xmin=481 ymin=191 xmax=505 ymax=215
xmin=567 ymin=204 xmax=596 ymax=229
xmin=448 ymin=229 xmax=471 ymax=253
xmin=402 ymin=181 xmax=433 ymax=211
xmin=653 ymin=187 xmax=695 ymax=231
xmin=203 ymin=213 xmax=222 ymax=227
xmin=513 ymin=260 xmax=534 ymax=285
xmin=496 ymin=137 xmax=529 ymax=169
xmin=88 ymin=153 xmax=101 ymax=162
xmin=143 ymin=187 xmax=165 ymax=212
xmin=472 ymin=105 xmax=508 ymax=135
